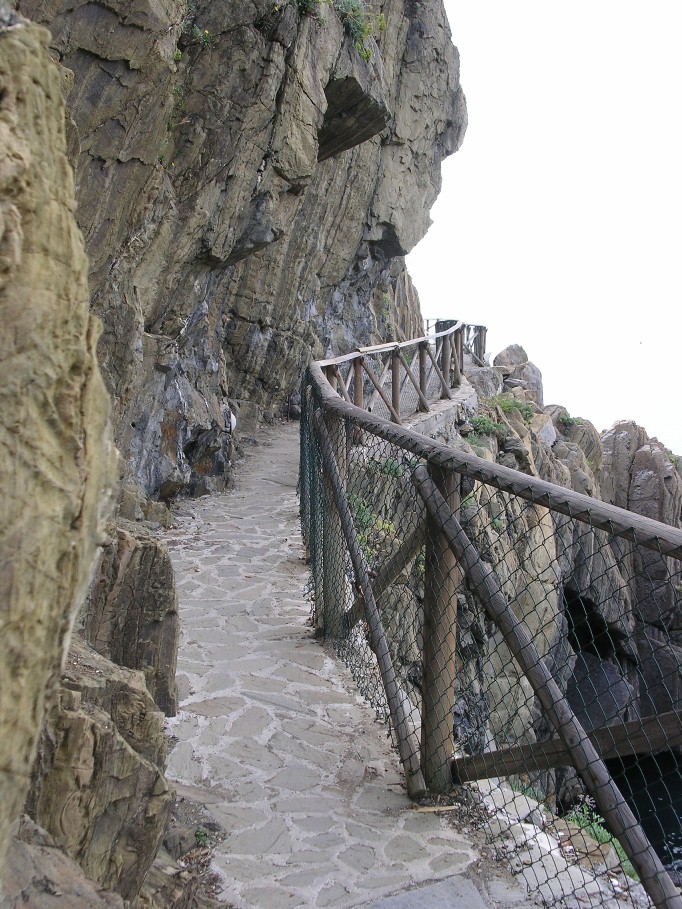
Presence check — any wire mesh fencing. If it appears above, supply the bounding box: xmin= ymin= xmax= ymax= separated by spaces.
xmin=300 ymin=359 xmax=682 ymax=909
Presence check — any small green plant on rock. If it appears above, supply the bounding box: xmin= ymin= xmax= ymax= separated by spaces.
xmin=333 ymin=0 xmax=373 ymax=59
xmin=179 ymin=1 xmax=212 ymax=51
xmin=488 ymin=394 xmax=534 ymax=426
xmin=558 ymin=413 xmax=584 ymax=428
xmin=470 ymin=415 xmax=506 ymax=438
xmin=294 ymin=0 xmax=378 ymax=61
xmin=566 ymin=798 xmax=638 ymax=881
xmin=296 ymin=0 xmax=323 ymax=13
xmin=195 ymin=826 xmax=209 ymax=847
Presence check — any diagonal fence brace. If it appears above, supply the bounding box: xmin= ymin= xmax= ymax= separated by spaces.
xmin=313 ymin=410 xmax=426 ymax=798
xmin=411 ymin=463 xmax=682 ymax=909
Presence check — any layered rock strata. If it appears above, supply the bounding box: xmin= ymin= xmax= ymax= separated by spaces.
xmin=84 ymin=522 xmax=179 ymax=716
xmin=26 ymin=638 xmax=173 ymax=902
xmin=14 ymin=0 xmax=466 ymax=503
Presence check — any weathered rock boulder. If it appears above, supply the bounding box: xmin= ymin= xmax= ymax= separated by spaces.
xmin=15 ymin=0 xmax=466 ymax=501
xmin=0 ymin=18 xmax=115 ymax=884
xmin=1 ymin=818 xmax=124 ymax=909
xmin=430 ymin=356 xmax=682 ymax=789
xmin=493 ymin=344 xmax=544 ymax=406
xmin=599 ymin=420 xmax=651 ymax=509
xmin=463 ymin=364 xmax=503 ymax=400
xmin=27 ymin=638 xmax=173 ymax=902
xmin=85 ymin=522 xmax=179 ymax=715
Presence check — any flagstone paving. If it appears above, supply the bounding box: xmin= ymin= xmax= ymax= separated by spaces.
xmin=164 ymin=422 xmax=531 ymax=909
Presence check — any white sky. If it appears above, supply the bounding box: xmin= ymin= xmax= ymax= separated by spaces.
xmin=407 ymin=2 xmax=682 ymax=455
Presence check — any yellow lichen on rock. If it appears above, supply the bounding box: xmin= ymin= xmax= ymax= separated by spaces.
xmin=0 ymin=21 xmax=116 ymax=885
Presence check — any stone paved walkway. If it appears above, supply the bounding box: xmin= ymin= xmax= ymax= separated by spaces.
xmin=164 ymin=423 xmax=530 ymax=909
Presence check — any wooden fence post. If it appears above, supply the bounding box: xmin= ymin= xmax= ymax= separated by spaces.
xmin=440 ymin=333 xmax=451 ymax=395
xmin=418 ymin=342 xmax=427 ymax=406
xmin=421 ymin=465 xmax=461 ymax=792
xmin=476 ymin=326 xmax=487 ymax=363
xmin=452 ymin=332 xmax=461 ymax=388
xmin=353 ymin=358 xmax=363 ymax=410
xmin=454 ymin=327 xmax=463 ymax=380
xmin=391 ymin=347 xmax=401 ymax=420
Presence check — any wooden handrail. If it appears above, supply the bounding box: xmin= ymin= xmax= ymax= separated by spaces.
xmin=316 ymin=320 xmax=465 ymax=368
xmin=308 ymin=362 xmax=682 ymax=559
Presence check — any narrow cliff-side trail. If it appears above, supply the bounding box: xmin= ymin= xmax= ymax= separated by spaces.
xmin=163 ymin=422 xmax=524 ymax=909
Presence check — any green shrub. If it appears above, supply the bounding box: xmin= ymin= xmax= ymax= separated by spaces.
xmin=558 ymin=414 xmax=584 ymax=428
xmin=471 ymin=415 xmax=506 ymax=438
xmin=296 ymin=0 xmax=323 ymax=14
xmin=295 ymin=0 xmax=377 ymax=61
xmin=488 ymin=394 xmax=534 ymax=425
xmin=333 ymin=0 xmax=373 ymax=59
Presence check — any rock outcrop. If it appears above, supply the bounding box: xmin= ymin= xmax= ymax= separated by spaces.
xmin=3 ymin=818 xmax=125 ymax=909
xmin=454 ymin=347 xmax=682 ymax=796
xmin=26 ymin=638 xmax=173 ymax=902
xmin=84 ymin=522 xmax=179 ymax=716
xmin=0 ymin=18 xmax=115 ymax=884
xmin=14 ymin=0 xmax=466 ymax=503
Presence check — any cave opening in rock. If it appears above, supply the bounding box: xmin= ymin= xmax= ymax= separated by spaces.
xmin=563 ymin=585 xmax=617 ymax=660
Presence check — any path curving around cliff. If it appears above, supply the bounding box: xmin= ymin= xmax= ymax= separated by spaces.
xmin=163 ymin=422 xmax=528 ymax=909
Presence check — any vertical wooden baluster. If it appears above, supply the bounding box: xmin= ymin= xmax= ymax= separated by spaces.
xmin=354 ymin=357 xmax=363 ymax=409
xmin=440 ymin=333 xmax=451 ymax=396
xmin=421 ymin=465 xmax=461 ymax=792
xmin=391 ymin=347 xmax=401 ymax=422
xmin=419 ymin=342 xmax=428 ymax=410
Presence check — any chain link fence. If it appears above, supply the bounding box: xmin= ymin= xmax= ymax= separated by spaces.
xmin=300 ymin=357 xmax=682 ymax=909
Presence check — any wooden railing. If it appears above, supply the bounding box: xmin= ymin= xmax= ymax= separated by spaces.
xmin=316 ymin=319 xmax=486 ymax=425
xmin=301 ymin=343 xmax=682 ymax=909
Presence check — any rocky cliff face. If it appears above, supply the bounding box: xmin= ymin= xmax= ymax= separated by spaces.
xmin=14 ymin=0 xmax=466 ymax=508
xmin=0 ymin=18 xmax=116 ymax=885
xmin=455 ymin=348 xmax=682 ymax=801
xmin=1 ymin=0 xmax=465 ymax=902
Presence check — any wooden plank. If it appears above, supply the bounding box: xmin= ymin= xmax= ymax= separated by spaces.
xmin=334 ymin=365 xmax=352 ymax=403
xmin=411 ymin=465 xmax=682 ymax=909
xmin=308 ymin=363 xmax=682 ymax=560
xmin=452 ymin=711 xmax=682 ymax=782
